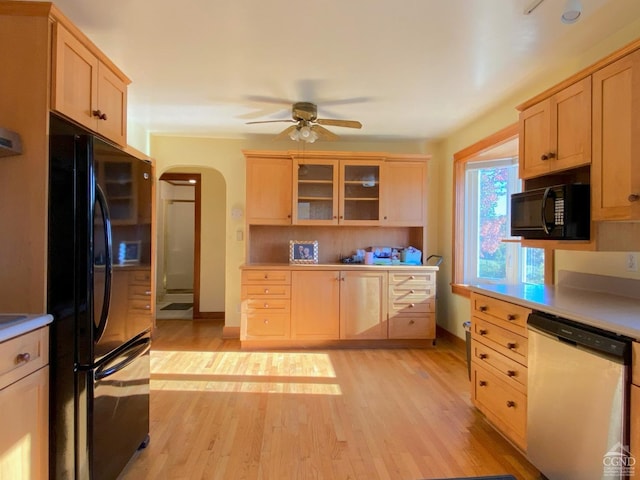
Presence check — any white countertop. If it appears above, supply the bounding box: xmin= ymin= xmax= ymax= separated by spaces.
xmin=0 ymin=313 xmax=53 ymax=343
xmin=470 ymin=272 xmax=640 ymax=340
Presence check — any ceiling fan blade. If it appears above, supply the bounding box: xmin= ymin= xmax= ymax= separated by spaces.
xmin=246 ymin=119 xmax=295 ymax=125
xmin=312 ymin=125 xmax=339 ymax=141
xmin=316 ymin=118 xmax=362 ymax=129
xmin=273 ymin=125 xmax=298 ymax=141
xmin=245 ymin=95 xmax=293 ymax=106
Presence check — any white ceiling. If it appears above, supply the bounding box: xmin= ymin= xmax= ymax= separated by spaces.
xmin=48 ymin=0 xmax=640 ymax=142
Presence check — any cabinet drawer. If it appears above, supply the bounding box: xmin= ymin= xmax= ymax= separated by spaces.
xmin=245 ymin=313 xmax=290 ymax=338
xmin=128 ymin=299 xmax=152 ymax=313
xmin=242 ymin=285 xmax=291 ymax=299
xmin=389 ymin=287 xmax=434 ymax=302
xmin=0 ymin=327 xmax=49 ymax=390
xmin=244 ymin=298 xmax=290 ymax=313
xmin=129 ymin=284 xmax=152 ymax=298
xmin=388 ymin=314 xmax=435 ymax=339
xmin=472 ymin=317 xmax=528 ymax=365
xmin=129 ymin=270 xmax=151 ymax=285
xmin=242 ymin=270 xmax=291 ymax=285
xmin=471 ymin=293 xmax=530 ymax=334
xmin=472 ymin=362 xmax=527 ymax=450
xmin=388 ymin=298 xmax=435 ymax=315
xmin=471 ymin=338 xmax=527 ymax=392
xmin=388 ymin=271 xmax=435 ymax=288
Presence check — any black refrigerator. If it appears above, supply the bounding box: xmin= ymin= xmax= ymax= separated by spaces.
xmin=47 ymin=114 xmax=153 ymax=480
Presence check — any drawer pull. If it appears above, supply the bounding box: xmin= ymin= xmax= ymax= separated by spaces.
xmin=92 ymin=109 xmax=108 ymax=121
xmin=263 ymin=274 xmax=269 ymax=279
xmin=478 ymin=305 xmax=488 ymax=312
xmin=410 ymin=275 xmax=415 ymax=279
xmin=540 ymin=152 xmax=556 ymax=161
xmin=507 ymin=342 xmax=517 ymax=349
xmin=479 ymin=353 xmax=488 ymax=360
xmin=410 ymin=289 xmax=415 ymax=294
xmin=506 ymin=400 xmax=516 ymax=408
xmin=409 ymin=319 xmax=415 ymax=325
xmin=145 ymin=291 xmax=152 ymax=296
xmin=263 ymin=319 xmax=269 ymax=324
xmin=479 ymin=380 xmax=487 ymax=387
xmin=16 ymin=352 xmax=31 ymax=364
xmin=629 ymin=193 xmax=640 ymax=202
xmin=409 ymin=303 xmax=415 ymax=308
xmin=507 ymin=314 xmax=517 ymax=321
xmin=507 ymin=370 xmax=516 ymax=377
xmin=264 ymin=288 xmax=270 ymax=294
xmin=145 ymin=305 xmax=151 ymax=310
xmin=264 ymin=303 xmax=269 ymax=308
xmin=479 ymin=329 xmax=488 ymax=336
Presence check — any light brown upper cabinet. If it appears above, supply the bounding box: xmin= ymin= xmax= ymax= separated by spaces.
xmin=382 ymin=161 xmax=426 ymax=226
xmin=293 ymin=159 xmax=339 ymax=225
xmin=246 ymin=156 xmax=293 ymax=225
xmin=52 ymin=23 xmax=128 ymax=146
xmin=592 ymin=49 xmax=640 ymax=221
xmin=339 ymin=160 xmax=383 ymax=225
xmin=519 ymin=77 xmax=591 ymax=179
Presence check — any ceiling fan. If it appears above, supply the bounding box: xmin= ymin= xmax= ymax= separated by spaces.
xmin=246 ymin=102 xmax=362 ymax=143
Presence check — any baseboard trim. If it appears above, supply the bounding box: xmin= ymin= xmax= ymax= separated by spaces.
xmin=222 ymin=326 xmax=240 ymax=339
xmin=193 ymin=311 xmax=225 ymax=320
xmin=436 ymin=325 xmax=465 ymax=350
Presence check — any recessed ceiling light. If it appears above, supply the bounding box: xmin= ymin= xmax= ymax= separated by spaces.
xmin=561 ymin=0 xmax=582 ymax=23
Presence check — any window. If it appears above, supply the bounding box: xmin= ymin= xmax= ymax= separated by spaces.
xmin=452 ymin=124 xmax=550 ymax=296
xmin=464 ymin=158 xmax=544 ymax=285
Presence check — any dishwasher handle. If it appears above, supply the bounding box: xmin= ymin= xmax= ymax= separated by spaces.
xmin=528 ymin=311 xmax=630 ymax=361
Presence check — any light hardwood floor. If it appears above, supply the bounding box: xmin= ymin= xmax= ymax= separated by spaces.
xmin=119 ymin=320 xmax=540 ymax=480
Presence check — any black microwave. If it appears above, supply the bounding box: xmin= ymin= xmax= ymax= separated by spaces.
xmin=510 ymin=184 xmax=590 ymax=240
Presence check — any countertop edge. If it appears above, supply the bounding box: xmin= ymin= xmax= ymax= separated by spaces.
xmin=0 ymin=314 xmax=53 ymax=343
xmin=241 ymin=263 xmax=439 ymax=271
xmin=469 ymin=284 xmax=640 ymax=341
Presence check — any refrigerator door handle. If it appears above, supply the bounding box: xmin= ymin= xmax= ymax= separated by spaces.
xmin=95 ymin=184 xmax=113 ymax=342
xmin=95 ymin=337 xmax=151 ymax=381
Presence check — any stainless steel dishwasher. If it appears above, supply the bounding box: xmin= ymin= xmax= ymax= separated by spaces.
xmin=527 ymin=311 xmax=632 ymax=480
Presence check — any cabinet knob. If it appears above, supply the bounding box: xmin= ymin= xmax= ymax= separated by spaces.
xmin=264 ymin=289 xmax=269 ymax=294
xmin=333 ymin=216 xmax=337 ymax=219
xmin=479 ymin=380 xmax=487 ymax=387
xmin=507 ymin=370 xmax=516 ymax=377
xmin=409 ymin=319 xmax=415 ymax=325
xmin=92 ymin=109 xmax=108 ymax=121
xmin=16 ymin=352 xmax=31 ymax=363
xmin=145 ymin=305 xmax=151 ymax=310
xmin=410 ymin=289 xmax=415 ymax=294
xmin=479 ymin=329 xmax=488 ymax=336
xmin=629 ymin=194 xmax=640 ymax=202
xmin=540 ymin=152 xmax=556 ymax=161
xmin=383 ymin=216 xmax=388 ymax=220
xmin=264 ymin=303 xmax=269 ymax=308
xmin=145 ymin=291 xmax=152 ymax=296
xmin=287 ymin=214 xmax=291 ymax=218
xmin=507 ymin=342 xmax=517 ymax=349
xmin=410 ymin=275 xmax=415 ymax=279
xmin=506 ymin=400 xmax=516 ymax=408
xmin=264 ymin=274 xmax=268 ymax=279
xmin=479 ymin=305 xmax=488 ymax=312
xmin=339 ymin=215 xmax=343 ymax=219
xmin=479 ymin=353 xmax=488 ymax=360
xmin=263 ymin=319 xmax=269 ymax=324
xmin=409 ymin=303 xmax=415 ymax=308
xmin=507 ymin=314 xmax=517 ymax=321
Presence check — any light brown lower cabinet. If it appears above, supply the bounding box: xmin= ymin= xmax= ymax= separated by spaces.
xmin=0 ymin=327 xmax=49 ymax=479
xmin=470 ymin=292 xmax=530 ymax=452
xmin=291 ymin=270 xmax=340 ymax=339
xmin=339 ymin=270 xmax=388 ymax=339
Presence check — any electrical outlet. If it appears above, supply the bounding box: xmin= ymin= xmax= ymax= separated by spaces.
xmin=626 ymin=253 xmax=638 ymax=272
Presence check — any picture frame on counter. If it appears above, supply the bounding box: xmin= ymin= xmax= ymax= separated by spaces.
xmin=289 ymin=240 xmax=318 ymax=264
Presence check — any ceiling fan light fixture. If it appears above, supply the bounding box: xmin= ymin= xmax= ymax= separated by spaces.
xmin=289 ymin=128 xmax=300 ymax=141
xmin=561 ymin=0 xmax=582 ymax=23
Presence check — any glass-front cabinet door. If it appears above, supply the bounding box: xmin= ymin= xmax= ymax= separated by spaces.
xmin=293 ymin=159 xmax=339 ymax=224
xmin=339 ymin=161 xmax=382 ymax=224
